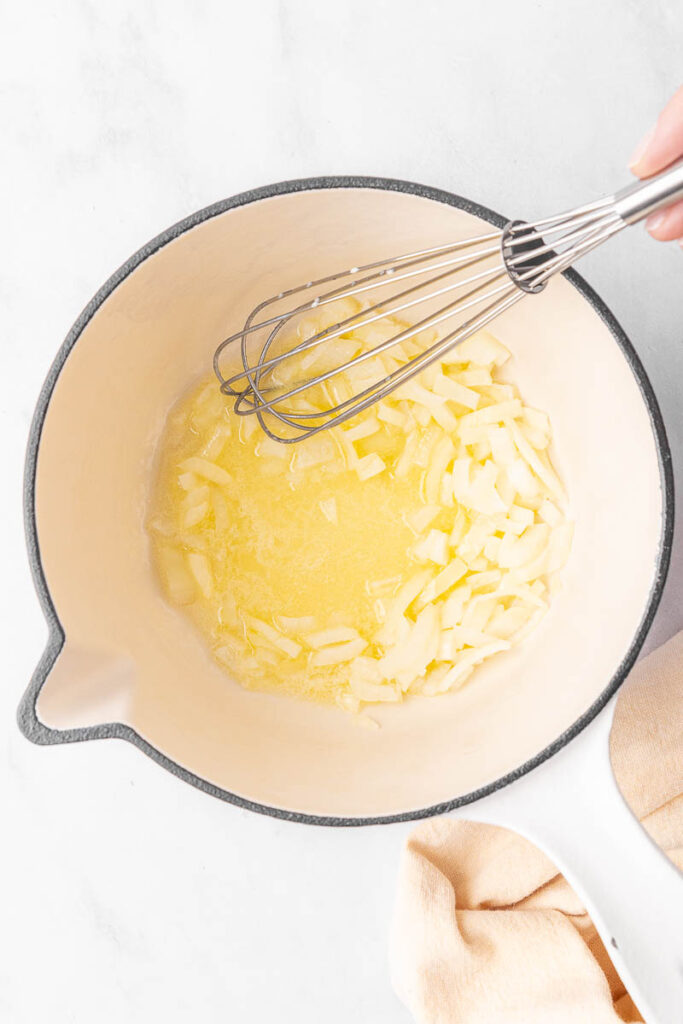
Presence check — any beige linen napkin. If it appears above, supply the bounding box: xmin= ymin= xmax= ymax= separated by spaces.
xmin=391 ymin=631 xmax=683 ymax=1023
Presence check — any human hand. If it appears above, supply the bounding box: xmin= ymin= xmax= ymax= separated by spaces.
xmin=629 ymin=85 xmax=683 ymax=242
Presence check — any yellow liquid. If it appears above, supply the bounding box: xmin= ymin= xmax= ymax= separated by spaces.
xmin=149 ymin=379 xmax=429 ymax=703
xmin=148 ymin=311 xmax=569 ymax=711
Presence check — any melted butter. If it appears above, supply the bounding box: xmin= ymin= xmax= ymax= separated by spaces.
xmin=149 ymin=378 xmax=426 ymax=701
xmin=147 ymin=316 xmax=569 ymax=710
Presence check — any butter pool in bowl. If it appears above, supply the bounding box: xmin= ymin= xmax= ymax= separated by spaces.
xmin=149 ymin=309 xmax=572 ymax=718
xmin=22 ymin=179 xmax=670 ymax=822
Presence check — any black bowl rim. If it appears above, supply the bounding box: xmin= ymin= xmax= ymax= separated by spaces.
xmin=18 ymin=174 xmax=674 ymax=826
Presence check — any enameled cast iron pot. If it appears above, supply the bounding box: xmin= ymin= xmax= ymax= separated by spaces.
xmin=19 ymin=178 xmax=682 ymax=1021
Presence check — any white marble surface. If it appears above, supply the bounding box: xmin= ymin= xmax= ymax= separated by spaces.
xmin=2 ymin=2 xmax=682 ymax=1021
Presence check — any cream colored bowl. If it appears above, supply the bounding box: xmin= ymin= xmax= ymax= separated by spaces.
xmin=20 ymin=178 xmax=672 ymax=823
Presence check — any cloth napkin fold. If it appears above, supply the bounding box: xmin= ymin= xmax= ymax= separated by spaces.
xmin=391 ymin=631 xmax=683 ymax=1023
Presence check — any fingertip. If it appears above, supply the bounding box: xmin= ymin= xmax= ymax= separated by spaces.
xmin=646 ymin=213 xmax=666 ymax=238
xmin=629 ymin=87 xmax=683 ymax=177
xmin=645 ymin=199 xmax=683 ymax=240
xmin=629 ymin=127 xmax=656 ymax=175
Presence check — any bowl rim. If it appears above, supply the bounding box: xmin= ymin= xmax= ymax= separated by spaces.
xmin=18 ymin=174 xmax=675 ymax=826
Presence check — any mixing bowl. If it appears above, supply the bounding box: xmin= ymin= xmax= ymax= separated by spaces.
xmin=19 ymin=177 xmax=680 ymax=1020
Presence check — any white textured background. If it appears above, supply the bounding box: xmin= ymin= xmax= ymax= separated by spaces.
xmin=2 ymin=2 xmax=681 ymax=1022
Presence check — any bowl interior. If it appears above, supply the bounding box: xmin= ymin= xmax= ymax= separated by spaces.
xmin=32 ymin=184 xmax=665 ymax=819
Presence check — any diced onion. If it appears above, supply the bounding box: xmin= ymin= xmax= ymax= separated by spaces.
xmin=310 ymin=637 xmax=367 ymax=666
xmin=319 ymin=497 xmax=338 ymax=524
xmin=413 ymin=528 xmax=450 ymax=566
xmin=180 ymin=457 xmax=232 ymax=487
xmin=304 ymin=626 xmax=360 ymax=649
xmin=187 ymin=552 xmax=213 ymax=598
xmin=245 ymin=616 xmax=302 ymax=658
xmin=356 ymin=452 xmax=386 ymax=481
xmin=151 ymin=316 xmax=571 ymax=713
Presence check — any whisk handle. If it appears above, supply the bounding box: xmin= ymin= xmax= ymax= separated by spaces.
xmin=613 ymin=159 xmax=683 ymax=225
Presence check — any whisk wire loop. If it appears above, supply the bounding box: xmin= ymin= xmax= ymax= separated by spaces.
xmin=213 ymin=160 xmax=683 ymax=441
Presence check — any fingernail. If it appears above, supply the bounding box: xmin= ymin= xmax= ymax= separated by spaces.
xmin=629 ymin=127 xmax=655 ymax=169
xmin=646 ymin=212 xmax=666 ymax=233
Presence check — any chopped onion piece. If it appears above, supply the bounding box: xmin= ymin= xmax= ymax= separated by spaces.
xmin=183 ymin=483 xmax=211 ymax=508
xmin=489 ymin=425 xmax=517 ymax=467
xmin=413 ymin=426 xmax=441 ymax=468
xmin=461 ymin=595 xmax=498 ymax=632
xmin=319 ymin=497 xmax=338 ymax=525
xmin=157 ymin=546 xmax=196 ymax=605
xmin=349 ymin=677 xmax=401 ymax=702
xmin=418 ymin=663 xmax=471 ymax=696
xmin=356 ymin=452 xmax=386 ymax=481
xmin=256 ymin=436 xmax=290 ymax=459
xmin=291 ymin=436 xmax=337 ymax=471
xmin=466 ymin=461 xmax=507 ymax=516
xmin=456 ymin=367 xmax=492 ymax=386
xmin=377 ymin=403 xmax=406 ymax=428
xmin=522 ymin=407 xmax=551 ymax=436
xmin=538 ymin=499 xmax=563 ymax=527
xmin=509 ymin=504 xmax=535 ymax=526
xmin=509 ymin=421 xmax=565 ymax=502
xmin=431 ymin=403 xmax=458 ymax=433
xmin=304 ymin=626 xmax=360 ymax=648
xmin=415 ymin=557 xmax=468 ymax=610
xmin=238 ymin=416 xmax=259 ymax=442
xmin=424 ymin=436 xmax=455 ymax=504
xmin=178 ymin=471 xmax=200 ymax=491
xmin=449 ymin=506 xmax=468 ymax=548
xmin=505 ymin=457 xmax=539 ymax=501
xmin=276 ymin=615 xmax=317 ymax=633
xmin=202 ymin=424 xmax=230 ymax=459
xmin=211 ymin=489 xmax=229 ymax=532
xmin=433 ymin=372 xmax=480 ymax=409
xmin=336 ymin=692 xmax=361 ymax=714
xmin=442 ymin=626 xmax=497 ymax=653
xmin=183 ymin=501 xmax=209 ymax=528
xmin=395 ymin=430 xmax=420 ymax=477
xmin=310 ymin=637 xmax=367 ymax=666
xmin=521 ymin=423 xmax=549 ymax=450
xmin=509 ymin=606 xmax=548 ymax=643
xmin=488 ymin=605 xmax=534 ymax=640
xmin=467 ymin=569 xmax=502 ymax=591
xmin=483 ymin=536 xmax=502 ymax=561
xmin=366 ymin=574 xmax=403 ymax=597
xmin=457 ymin=519 xmax=495 ymax=563
xmin=499 ymin=524 xmax=550 ymax=569
xmin=407 ymin=504 xmax=441 ymax=534
xmin=398 ymin=380 xmax=446 ymax=411
xmin=374 ymin=570 xmax=434 ymax=648
xmin=379 ymin=604 xmax=440 ymax=688
xmin=441 ymin=584 xmax=472 ymax=627
xmin=414 ymin=528 xmax=450 ymax=565
xmin=344 ymin=416 xmax=380 ymax=442
xmin=477 ymin=383 xmax=516 ymax=403
xmin=442 ymin=331 xmax=511 ymax=367
xmin=245 ymin=615 xmax=302 ymax=658
xmin=180 ymin=457 xmax=232 ymax=488
xmin=187 ymin=551 xmax=213 ymax=598
xmin=435 ymin=641 xmax=510 ymax=693
xmin=459 ymin=400 xmax=523 ymax=432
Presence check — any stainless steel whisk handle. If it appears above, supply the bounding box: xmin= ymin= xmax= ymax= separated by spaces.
xmin=613 ymin=158 xmax=683 ymax=224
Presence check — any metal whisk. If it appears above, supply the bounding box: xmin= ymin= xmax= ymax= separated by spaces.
xmin=214 ymin=162 xmax=683 ymax=442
